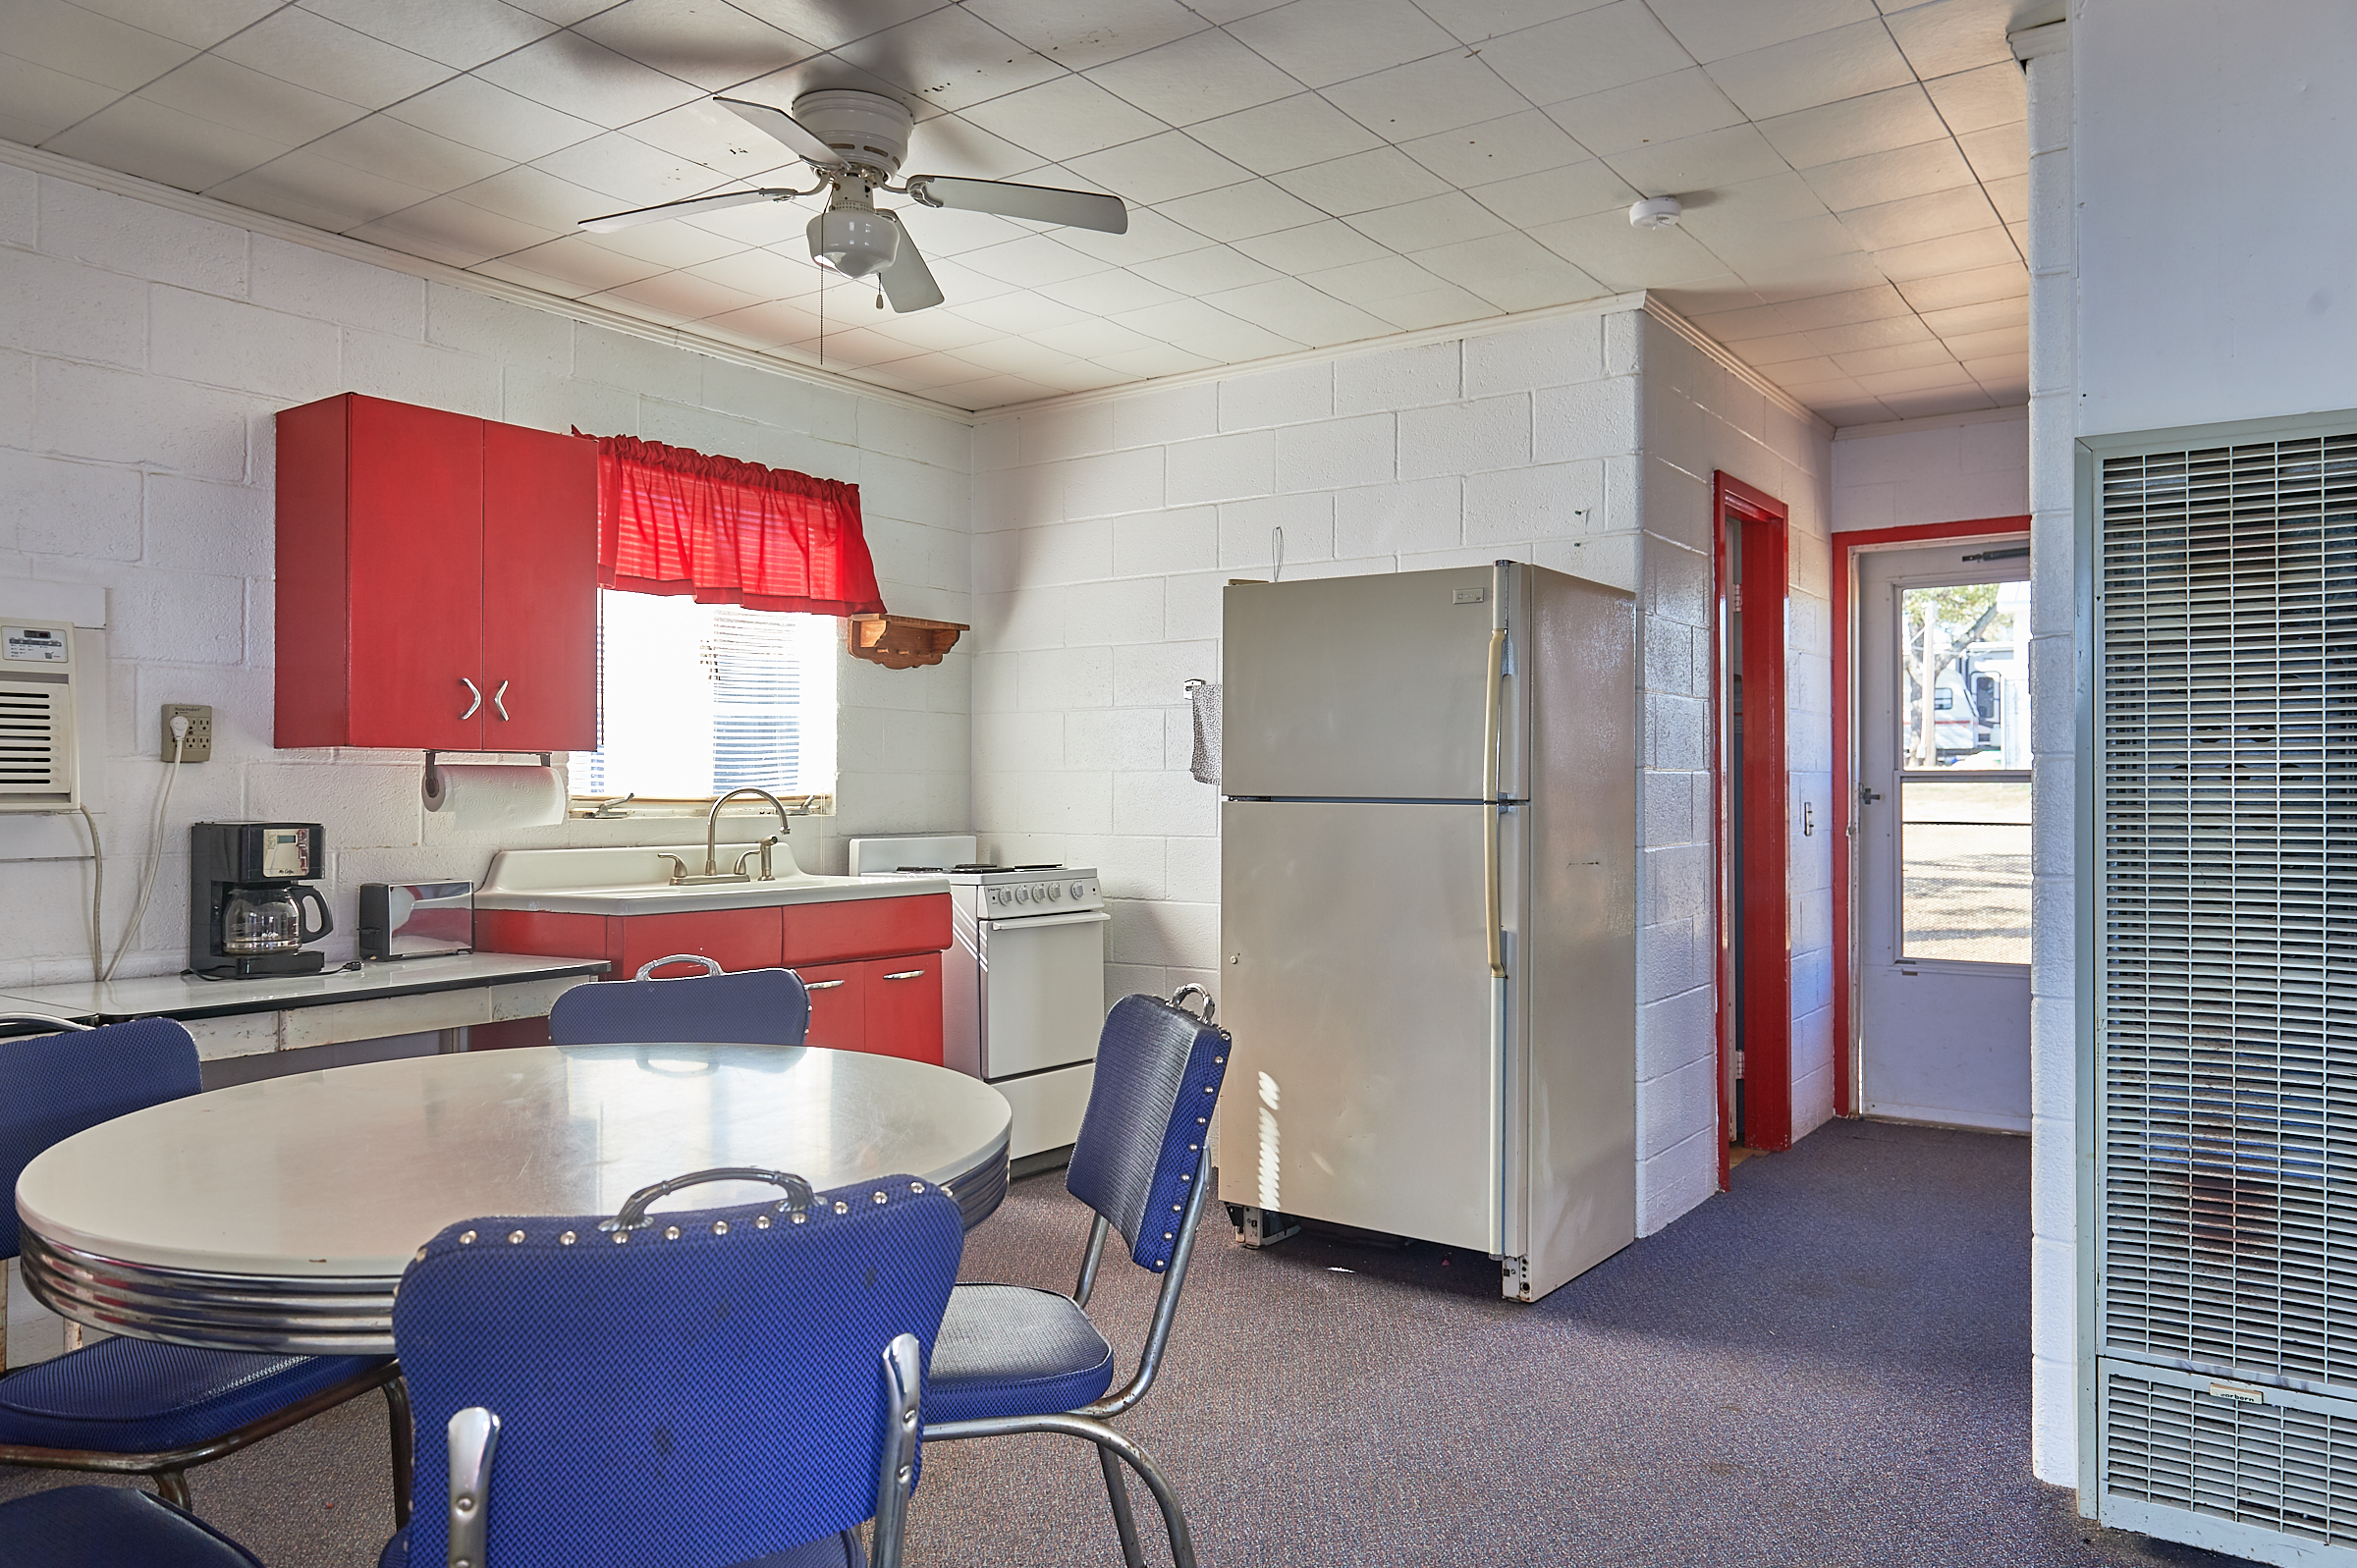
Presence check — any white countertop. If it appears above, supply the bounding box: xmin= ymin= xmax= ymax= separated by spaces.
xmin=0 ymin=951 xmax=609 ymax=1024
xmin=472 ymin=840 xmax=949 ymax=915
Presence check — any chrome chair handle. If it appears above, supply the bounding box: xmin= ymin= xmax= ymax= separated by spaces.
xmin=446 ymin=1407 xmax=499 ymax=1568
xmin=1169 ymin=984 xmax=1216 ymax=1024
xmin=633 ymin=952 xmax=723 ymax=979
xmin=600 ymin=1167 xmax=816 ymax=1233
xmin=489 ymin=679 xmax=509 ymax=722
xmin=458 ymin=677 xmax=482 ymax=720
xmin=0 ymin=1012 xmax=94 ymax=1032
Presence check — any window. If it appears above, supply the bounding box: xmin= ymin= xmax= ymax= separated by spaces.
xmin=573 ymin=588 xmax=837 ymax=808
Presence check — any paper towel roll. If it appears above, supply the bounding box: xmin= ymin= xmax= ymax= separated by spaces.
xmin=422 ymin=764 xmax=566 ymax=831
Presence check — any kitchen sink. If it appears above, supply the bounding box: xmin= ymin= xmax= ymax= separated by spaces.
xmin=473 ymin=842 xmax=949 ymax=916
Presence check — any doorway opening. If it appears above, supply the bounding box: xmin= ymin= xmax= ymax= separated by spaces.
xmin=1712 ymin=473 xmax=1789 ymax=1191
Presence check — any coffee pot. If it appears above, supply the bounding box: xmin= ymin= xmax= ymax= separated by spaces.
xmin=220 ymin=883 xmax=332 ymax=954
xmin=190 ymin=822 xmax=335 ymax=978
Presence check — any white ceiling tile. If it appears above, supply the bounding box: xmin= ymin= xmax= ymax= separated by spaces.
xmin=697 ymin=296 xmax=824 ymax=342
xmin=206 ymin=150 xmax=438 ymax=230
xmin=303 ymin=113 xmax=512 ymax=191
xmin=1757 ymin=282 xmax=1912 ymax=332
xmin=1398 ymin=108 xmax=1589 ymax=189
xmin=956 ymin=334 xmax=1083 ymax=375
xmin=1027 ymin=316 xmax=1165 ymax=357
xmin=724 ymin=0 xmax=947 ymax=53
xmin=70 ymin=0 xmax=280 ymax=49
xmin=1702 ymin=20 xmax=1917 ymax=123
xmin=1525 ymin=207 xmax=1727 ymax=290
xmin=1358 ymin=282 xmax=1502 ymax=332
xmin=457 ymin=254 xmax=598 ymax=297
xmin=1114 ymin=297 xmax=1302 ymax=359
xmin=1799 ymin=137 xmax=1976 ymax=212
xmin=1324 ymin=51 xmax=1530 ymax=144
xmin=1878 ymin=385 xmax=1997 ymax=417
xmin=1983 ymin=171 xmax=2026 ymax=224
xmin=1754 ymin=83 xmax=1947 ymax=168
xmin=1270 ymin=146 xmax=1450 ymax=218
xmin=352 ymin=194 xmax=562 ymax=266
xmin=570 ymin=0 xmax=820 ymax=92
xmin=1205 ymin=277 xmax=1393 ymax=346
xmin=1344 ymin=188 xmax=1515 ymax=251
xmin=957 ymin=233 xmax=1113 ymax=287
xmin=1871 ymin=225 xmax=2019 ymax=281
xmin=685 ymin=245 xmax=810 ymax=296
xmin=855 ymin=306 xmax=1005 ymax=350
xmin=1482 ymin=2 xmax=1696 ymax=110
xmin=1227 ymin=0 xmax=1456 ymax=90
xmin=1883 ymin=0 xmax=2017 ymax=79
xmin=213 ymin=9 xmax=452 ymax=110
xmin=1158 ymin=178 xmax=1326 ymax=240
xmin=506 ymin=0 xmax=627 ymax=24
xmin=1601 ymin=123 xmax=1789 ymax=196
xmin=1410 ymin=230 xmax=1607 ymax=313
xmin=555 ymin=209 xmax=754 ymax=266
xmin=624 ymin=97 xmax=814 ymax=180
xmin=385 ymin=75 xmax=604 ymax=162
xmin=881 ymin=201 xmax=1032 ymax=256
xmin=1698 ymin=212 xmax=1859 ymax=273
xmin=1130 ymin=243 xmax=1286 ymax=294
xmin=1683 ymin=170 xmax=1836 ymax=226
xmin=1540 ymin=67 xmax=1745 ymax=158
xmin=0 ymin=53 xmax=121 ymax=143
xmin=961 ymin=0 xmax=1206 ymax=73
xmin=1297 ymin=252 xmax=1446 ymax=304
xmin=295 ymin=0 xmax=559 ymax=71
xmin=956 ymin=288 xmax=1098 ymax=334
xmin=674 ymin=193 xmax=827 ymax=246
xmin=473 ymin=29 xmax=708 ymax=128
xmin=443 ymin=162 xmax=632 ymax=232
xmin=1186 ymin=91 xmax=1384 ymax=176
xmin=1732 ymin=249 xmax=1891 ymax=299
xmin=830 ymin=6 xmax=1064 ymax=115
xmin=1046 ymin=267 xmax=1183 ymax=314
xmin=894 ymin=112 xmax=1046 ymax=180
xmin=1839 ymin=185 xmax=2001 ymax=251
xmin=1230 ymin=218 xmax=1389 ymax=274
xmin=44 ymin=95 xmax=290 ymax=189
xmin=931 ymin=371 xmax=1060 ymax=409
xmin=1850 ymin=359 xmax=1975 ymax=392
xmin=597 ymin=267 xmax=769 ymax=319
xmin=1465 ymin=159 xmax=1640 ymax=227
xmin=1924 ymin=61 xmax=2027 ymax=135
xmin=1806 ymin=314 xmax=1934 ymax=354
xmin=140 ymin=56 xmax=368 ymax=144
xmin=1918 ymin=297 xmax=2022 ymax=337
xmin=1430 ymin=0 xmax=1617 ymax=45
xmin=1943 ymin=324 xmax=2027 ymax=359
xmin=1053 ymin=204 xmax=1209 ymax=263
xmin=958 ymin=76 xmax=1164 ymax=164
xmin=1064 ymin=131 xmax=1253 ymax=205
xmin=1727 ymin=331 xmax=1821 ymax=365
xmin=1957 ymin=121 xmax=2026 ymax=183
xmin=1647 ymin=273 xmax=1756 ymax=316
xmin=534 ymin=130 xmax=738 ymax=203
xmin=6 ymin=0 xmax=195 ymax=91
xmin=1083 ymin=27 xmax=1300 ymax=127
xmin=1646 ymin=0 xmax=1879 ymax=64
xmin=1088 ymin=343 xmax=1220 ymax=377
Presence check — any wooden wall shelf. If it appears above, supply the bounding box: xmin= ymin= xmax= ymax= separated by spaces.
xmin=848 ymin=614 xmax=968 ymax=669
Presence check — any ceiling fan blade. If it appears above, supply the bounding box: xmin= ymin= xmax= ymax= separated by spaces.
xmin=714 ymin=96 xmax=843 ymax=168
xmin=906 ymin=175 xmax=1127 ymax=235
xmin=580 ymin=189 xmax=791 ymax=232
xmin=875 ymin=212 xmax=945 ymax=313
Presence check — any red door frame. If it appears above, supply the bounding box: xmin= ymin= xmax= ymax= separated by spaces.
xmin=1712 ymin=473 xmax=1790 ymax=1190
xmin=1830 ymin=515 xmax=2031 ymax=1118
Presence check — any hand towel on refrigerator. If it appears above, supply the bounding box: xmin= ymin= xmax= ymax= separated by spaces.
xmin=1188 ymin=680 xmax=1222 ymax=785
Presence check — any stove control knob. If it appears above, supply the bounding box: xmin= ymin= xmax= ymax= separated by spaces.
xmin=1070 ymin=882 xmax=1085 ymax=899
xmin=1048 ymin=884 xmax=1062 ymax=901
xmin=991 ymin=889 xmax=1006 ymax=906
xmin=1017 ymin=886 xmax=1030 ymax=903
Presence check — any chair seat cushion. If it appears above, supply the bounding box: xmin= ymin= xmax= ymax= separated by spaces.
xmin=380 ymin=1525 xmax=864 ymax=1567
xmin=921 ymin=1284 xmax=1115 ymax=1425
xmin=0 ymin=1485 xmax=264 ymax=1567
xmin=0 ymin=1339 xmax=388 ymax=1455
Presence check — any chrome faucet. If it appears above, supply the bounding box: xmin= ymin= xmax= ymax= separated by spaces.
xmin=705 ymin=787 xmax=794 ymax=878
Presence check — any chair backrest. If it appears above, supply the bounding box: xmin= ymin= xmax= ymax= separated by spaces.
xmin=545 ymin=965 xmax=811 ymax=1047
xmin=1066 ymin=993 xmax=1233 ymax=1273
xmin=0 ymin=1018 xmax=199 ymax=1262
xmin=392 ymin=1171 xmax=963 ymax=1568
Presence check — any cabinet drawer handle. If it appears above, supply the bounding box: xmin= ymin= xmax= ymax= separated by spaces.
xmin=490 ymin=679 xmax=510 ymax=722
xmin=883 ymin=970 xmax=925 ymax=981
xmin=459 ymin=677 xmax=482 ymax=720
xmin=803 ymin=979 xmax=847 ymax=991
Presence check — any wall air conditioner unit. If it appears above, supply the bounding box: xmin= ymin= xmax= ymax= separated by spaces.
xmin=0 ymin=614 xmax=80 ymax=812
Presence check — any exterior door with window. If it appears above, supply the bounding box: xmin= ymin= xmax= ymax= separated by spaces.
xmin=1856 ymin=539 xmax=2033 ymax=1131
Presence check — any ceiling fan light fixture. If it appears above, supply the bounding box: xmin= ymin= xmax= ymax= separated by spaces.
xmin=1629 ymin=195 xmax=1683 ymax=230
xmin=807 ymin=207 xmax=900 ymax=279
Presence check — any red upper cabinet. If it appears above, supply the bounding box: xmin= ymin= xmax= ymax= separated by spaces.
xmin=276 ymin=394 xmax=597 ymax=751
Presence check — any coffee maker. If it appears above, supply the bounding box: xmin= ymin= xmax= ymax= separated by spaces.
xmin=190 ymin=822 xmax=335 ymax=979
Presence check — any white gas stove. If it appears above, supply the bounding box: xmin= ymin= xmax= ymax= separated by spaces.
xmin=850 ymin=836 xmax=1107 ymax=1164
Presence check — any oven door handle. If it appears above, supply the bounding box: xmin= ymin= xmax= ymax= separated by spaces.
xmin=978 ymin=908 xmax=1112 ymax=932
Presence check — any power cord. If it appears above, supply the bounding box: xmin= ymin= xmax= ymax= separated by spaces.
xmin=74 ymin=804 xmax=103 ymax=984
xmin=104 ymin=716 xmax=188 ymax=982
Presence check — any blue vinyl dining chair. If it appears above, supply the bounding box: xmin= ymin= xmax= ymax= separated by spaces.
xmin=545 ymin=955 xmax=812 ymax=1046
xmin=922 ymin=987 xmax=1233 ymax=1568
xmin=375 ymin=1164 xmax=965 ymax=1568
xmin=0 ymin=1016 xmax=409 ymax=1520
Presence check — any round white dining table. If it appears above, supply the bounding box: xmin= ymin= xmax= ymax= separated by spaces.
xmin=14 ymin=1044 xmax=1012 ymax=1355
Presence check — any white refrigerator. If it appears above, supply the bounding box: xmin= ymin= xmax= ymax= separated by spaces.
xmin=1217 ymin=561 xmax=1638 ymax=1302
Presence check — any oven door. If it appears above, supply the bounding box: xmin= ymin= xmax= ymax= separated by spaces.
xmin=976 ymin=908 xmax=1110 ymax=1079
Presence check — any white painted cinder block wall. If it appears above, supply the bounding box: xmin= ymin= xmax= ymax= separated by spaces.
xmin=1831 ymin=407 xmax=2029 ymax=533
xmin=0 ymin=164 xmax=974 ymax=991
xmin=968 ymin=300 xmax=1832 ymax=1236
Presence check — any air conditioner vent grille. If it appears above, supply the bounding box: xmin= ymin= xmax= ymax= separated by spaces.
xmin=0 ymin=679 xmax=63 ymax=791
xmin=2103 ymin=1365 xmax=2357 ymax=1548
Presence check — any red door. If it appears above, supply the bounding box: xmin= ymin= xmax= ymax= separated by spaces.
xmin=862 ymin=952 xmax=943 ymax=1065
xmin=346 ymin=397 xmax=485 ymax=749
xmin=795 ymin=962 xmax=865 ymax=1054
xmin=481 ymin=423 xmax=598 ymax=751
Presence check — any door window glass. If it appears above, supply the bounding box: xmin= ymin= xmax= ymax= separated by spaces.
xmin=1899 ymin=581 xmax=2032 ymax=769
xmin=1901 ymin=780 xmax=2032 ymax=963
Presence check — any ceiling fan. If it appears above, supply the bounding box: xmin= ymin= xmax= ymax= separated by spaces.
xmin=579 ymin=89 xmax=1128 ymax=314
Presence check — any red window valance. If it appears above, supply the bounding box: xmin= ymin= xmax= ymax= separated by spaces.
xmin=583 ymin=432 xmax=885 ymax=617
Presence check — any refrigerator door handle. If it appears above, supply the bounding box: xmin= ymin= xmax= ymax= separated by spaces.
xmin=1483 ymin=624 xmax=1507 ymax=980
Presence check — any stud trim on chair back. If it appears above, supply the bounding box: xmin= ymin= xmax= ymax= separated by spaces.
xmin=1066 ymin=995 xmax=1232 ymax=1273
xmin=391 ymin=1173 xmax=963 ymax=1568
xmin=0 ymin=1018 xmax=199 ymax=1261
xmin=545 ymin=966 xmax=811 ymax=1048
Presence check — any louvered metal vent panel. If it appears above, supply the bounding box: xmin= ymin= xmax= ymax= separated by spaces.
xmin=2102 ymin=1363 xmax=2357 ymax=1553
xmin=0 ymin=679 xmax=63 ymax=791
xmin=2097 ymin=434 xmax=2357 ymax=1390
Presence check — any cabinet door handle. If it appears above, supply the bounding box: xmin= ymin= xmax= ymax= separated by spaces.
xmin=803 ymin=979 xmax=847 ymax=991
xmin=459 ymin=677 xmax=482 ymax=720
xmin=490 ymin=679 xmax=510 ymax=722
xmin=883 ymin=970 xmax=925 ymax=981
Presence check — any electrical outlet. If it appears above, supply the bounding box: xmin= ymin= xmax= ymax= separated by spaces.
xmin=161 ymin=704 xmax=214 ymax=762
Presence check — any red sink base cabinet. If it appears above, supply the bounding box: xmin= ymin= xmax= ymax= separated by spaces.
xmin=474 ymin=895 xmax=951 ymax=1064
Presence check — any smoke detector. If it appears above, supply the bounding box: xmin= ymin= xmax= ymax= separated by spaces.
xmin=1628 ymin=195 xmax=1683 ymax=230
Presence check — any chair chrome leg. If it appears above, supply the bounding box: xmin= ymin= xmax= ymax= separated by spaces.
xmin=382 ymin=1375 xmax=414 ymax=1527
xmin=1098 ymin=1442 xmax=1147 ymax=1568
xmin=155 ymin=1469 xmax=192 ymax=1511
xmin=926 ymin=1414 xmax=1197 ymax=1568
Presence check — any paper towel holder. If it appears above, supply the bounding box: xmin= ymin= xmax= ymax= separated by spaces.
xmin=423 ymin=749 xmax=555 ymax=796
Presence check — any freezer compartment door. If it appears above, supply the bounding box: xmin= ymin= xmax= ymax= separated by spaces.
xmin=979 ymin=909 xmax=1110 ymax=1079
xmin=1220 ymin=798 xmax=1498 ymax=1252
xmin=1223 ymin=567 xmax=1506 ymax=799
